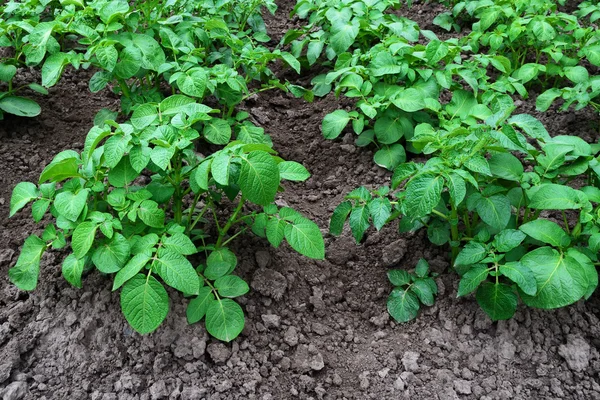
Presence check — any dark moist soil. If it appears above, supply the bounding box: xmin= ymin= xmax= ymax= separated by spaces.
xmin=2 ymin=2 xmax=600 ymax=400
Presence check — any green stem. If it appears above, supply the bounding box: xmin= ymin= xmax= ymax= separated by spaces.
xmin=117 ymin=79 xmax=131 ymax=98
xmin=215 ymin=196 xmax=246 ymax=248
xmin=562 ymin=211 xmax=570 ymax=234
xmin=450 ymin=204 xmax=460 ymax=265
xmin=201 ymin=275 xmax=221 ymax=300
xmin=221 ymin=227 xmax=248 ymax=247
xmin=431 ymin=209 xmax=449 ymax=220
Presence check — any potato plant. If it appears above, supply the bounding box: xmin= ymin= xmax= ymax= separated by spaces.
xmin=4 ymin=0 xmax=316 ymax=343
xmin=9 ymin=95 xmax=324 ymax=341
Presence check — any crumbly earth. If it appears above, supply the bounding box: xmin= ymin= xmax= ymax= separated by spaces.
xmin=1 ymin=1 xmax=600 ymax=399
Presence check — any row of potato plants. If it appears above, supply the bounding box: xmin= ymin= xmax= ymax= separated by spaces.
xmin=285 ymin=0 xmax=600 ymax=322
xmin=4 ymin=0 xmax=324 ymax=342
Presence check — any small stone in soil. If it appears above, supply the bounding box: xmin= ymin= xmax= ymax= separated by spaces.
xmin=401 ymin=351 xmax=420 ymax=372
xmin=207 ymin=343 xmax=231 ymax=364
xmin=0 ymin=381 xmax=27 ymax=400
xmin=255 ymin=250 xmax=271 ymax=269
xmin=558 ymin=335 xmax=591 ymax=372
xmin=251 ymin=268 xmax=287 ymax=300
xmin=284 ymin=326 xmax=299 ymax=347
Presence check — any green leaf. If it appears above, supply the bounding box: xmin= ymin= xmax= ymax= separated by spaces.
xmin=464 ymin=155 xmax=492 ymax=176
xmin=204 ymin=118 xmax=231 ymax=145
xmin=387 ymin=288 xmax=420 ymax=323
xmin=475 ymin=195 xmax=511 ymax=230
xmin=279 ymin=161 xmax=310 ymax=181
xmin=519 ymin=219 xmax=570 ymax=248
xmin=374 ymin=117 xmax=405 ymax=144
xmin=238 ymin=151 xmax=280 ymax=206
xmin=89 ymin=71 xmax=111 ymax=92
xmin=374 ymin=144 xmax=406 ymax=170
xmin=568 ymin=248 xmax=598 ymax=300
xmin=9 ymin=235 xmax=46 ymax=291
xmin=446 ymin=90 xmax=477 ymax=120
xmin=92 ymin=233 xmax=131 ymax=273
xmin=39 ymin=157 xmax=79 ymax=184
xmin=369 ymin=197 xmax=391 ymax=231
xmin=138 ymin=200 xmax=165 ymax=228
xmin=131 ymin=104 xmax=158 ymax=129
xmin=205 ymin=298 xmax=245 ymax=342
xmin=205 ymin=248 xmax=237 ymax=280
xmin=0 ymin=63 xmax=17 ymax=82
xmin=159 ymin=95 xmax=195 ymax=116
xmin=163 ymin=233 xmax=197 ymax=255
xmin=104 ymin=133 xmax=130 ymax=168
xmin=488 ymin=153 xmax=523 ymax=181
xmin=62 ymin=253 xmax=84 ymax=288
xmin=455 ymin=242 xmax=487 ymax=266
xmin=520 ymin=247 xmax=589 ymax=309
xmin=536 ymin=88 xmax=561 ymax=112
xmin=392 ymin=88 xmax=425 ymax=112
xmin=457 ymin=265 xmax=489 ymax=296
xmin=32 ymin=199 xmax=51 ymax=222
xmin=266 ymin=218 xmax=286 ymax=247
xmin=176 ymin=68 xmax=207 ymax=97
xmin=279 ymin=51 xmax=301 ymax=74
xmin=132 ymin=34 xmax=165 ymax=71
xmin=322 ymin=110 xmax=350 ymax=140
xmin=154 ymin=249 xmax=199 ymax=295
xmin=564 ymin=66 xmax=589 ymax=84
xmin=492 ymin=229 xmax=526 ymax=252
xmin=129 ymin=145 xmax=151 ymax=172
xmin=121 ymin=274 xmax=169 ymax=334
xmin=108 ymin=156 xmax=138 ymax=188
xmin=150 ymin=146 xmax=175 ymax=171
xmin=388 ymin=269 xmax=411 ymax=286
xmin=499 ymin=261 xmax=537 ymax=296
xmin=285 ymin=218 xmax=325 ymax=259
xmin=508 ymin=114 xmax=550 ymax=141
xmin=95 ymin=44 xmax=118 ymax=71
xmin=348 ymin=205 xmax=370 ymax=243
xmin=211 ymin=152 xmax=230 ymax=185
xmin=330 ymin=201 xmax=352 ymax=236
xmin=392 ymin=163 xmax=417 ymax=189
xmin=446 ymin=172 xmax=466 ymax=207
xmin=41 ymin=53 xmax=69 ymax=87
xmin=415 ymin=259 xmax=429 ymax=278
xmin=54 ymin=189 xmax=89 ymax=222
xmin=194 ymin=159 xmax=212 ymax=191
xmin=476 ymin=282 xmax=517 ymax=321
xmin=10 ymin=182 xmax=39 ymax=217
xmin=114 ymin=46 xmax=142 ymax=79
xmin=330 ymin=18 xmax=359 ymax=54
xmin=187 ymin=287 xmax=214 ymax=324
xmin=582 ymin=44 xmax=600 ymax=66
xmin=72 ymin=222 xmax=98 ymax=259
xmin=0 ymin=96 xmax=41 ymax=117
xmin=411 ymin=279 xmax=435 ymax=306
xmin=531 ymin=20 xmax=556 ymax=41
xmin=528 ymin=184 xmax=582 ymax=210
xmin=113 ymin=253 xmax=151 ymax=290
xmin=215 ymin=275 xmax=250 ymax=298
xmin=404 ymin=174 xmax=443 ymax=218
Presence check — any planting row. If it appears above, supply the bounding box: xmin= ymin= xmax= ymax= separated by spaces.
xmin=4 ymin=0 xmax=600 ymax=339
xmin=4 ymin=0 xmax=323 ymax=342
xmin=286 ymin=0 xmax=600 ymax=321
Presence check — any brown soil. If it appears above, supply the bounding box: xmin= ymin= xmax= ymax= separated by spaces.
xmin=2 ymin=1 xmax=600 ymax=400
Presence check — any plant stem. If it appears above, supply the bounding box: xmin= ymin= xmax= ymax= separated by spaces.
xmin=215 ymin=196 xmax=245 ymax=248
xmin=450 ymin=204 xmax=460 ymax=265
xmin=562 ymin=211 xmax=570 ymax=234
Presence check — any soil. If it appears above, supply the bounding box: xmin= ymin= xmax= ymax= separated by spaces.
xmin=2 ymin=1 xmax=600 ymax=400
